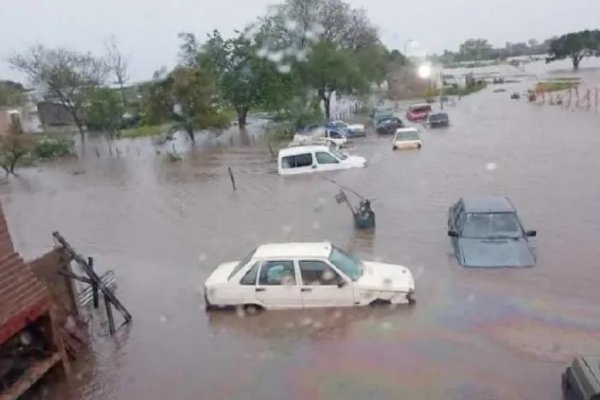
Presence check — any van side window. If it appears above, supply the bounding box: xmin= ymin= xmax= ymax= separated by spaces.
xmin=281 ymin=153 xmax=313 ymax=169
xmin=316 ymin=152 xmax=339 ymax=164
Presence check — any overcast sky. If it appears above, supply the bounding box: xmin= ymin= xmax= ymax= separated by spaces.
xmin=1 ymin=0 xmax=598 ymax=83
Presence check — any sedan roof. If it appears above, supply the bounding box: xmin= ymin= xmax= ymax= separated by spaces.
xmin=254 ymin=242 xmax=332 ymax=259
xmin=462 ymin=197 xmax=516 ymax=213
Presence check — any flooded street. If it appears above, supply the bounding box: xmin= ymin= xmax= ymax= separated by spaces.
xmin=2 ymin=68 xmax=600 ymax=399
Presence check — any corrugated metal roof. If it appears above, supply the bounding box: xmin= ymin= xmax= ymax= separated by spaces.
xmin=0 ymin=203 xmax=50 ymax=343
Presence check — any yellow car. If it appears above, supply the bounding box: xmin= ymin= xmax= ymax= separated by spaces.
xmin=392 ymin=128 xmax=422 ymax=150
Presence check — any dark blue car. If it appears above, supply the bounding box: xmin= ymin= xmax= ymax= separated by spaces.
xmin=447 ymin=197 xmax=537 ymax=268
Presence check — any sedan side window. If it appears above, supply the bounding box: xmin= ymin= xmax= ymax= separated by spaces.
xmin=240 ymin=262 xmax=259 ymax=285
xmin=316 ymin=152 xmax=339 ymax=164
xmin=299 ymin=260 xmax=342 ymax=286
xmin=259 ymin=261 xmax=296 ymax=286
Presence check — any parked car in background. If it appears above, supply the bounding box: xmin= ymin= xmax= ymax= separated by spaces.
xmin=292 ymin=126 xmax=348 ymax=148
xmin=392 ymin=128 xmax=422 ymax=150
xmin=204 ymin=242 xmax=415 ymax=310
xmin=370 ymin=107 xmax=395 ymax=127
xmin=376 ymin=117 xmax=404 ymax=135
xmin=277 ymin=145 xmax=366 ymax=176
xmin=326 ymin=120 xmax=366 ymax=137
xmin=425 ymin=112 xmax=449 ymax=128
xmin=447 ymin=197 xmax=537 ymax=268
xmin=406 ymin=104 xmax=432 ymax=121
xmin=562 ymin=356 xmax=600 ymax=400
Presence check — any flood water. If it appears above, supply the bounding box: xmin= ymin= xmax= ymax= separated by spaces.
xmin=3 ymin=63 xmax=600 ymax=400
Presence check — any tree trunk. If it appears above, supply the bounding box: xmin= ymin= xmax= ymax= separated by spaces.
xmin=186 ymin=126 xmax=195 ymax=142
xmin=321 ymin=92 xmax=332 ymax=120
xmin=119 ymin=82 xmax=127 ymax=107
xmin=70 ymin=111 xmax=86 ymax=141
xmin=236 ymin=107 xmax=248 ymax=127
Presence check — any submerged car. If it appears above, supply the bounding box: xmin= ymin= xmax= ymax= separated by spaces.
xmin=562 ymin=356 xmax=600 ymax=400
xmin=376 ymin=117 xmax=404 ymax=135
xmin=392 ymin=128 xmax=422 ymax=150
xmin=447 ymin=197 xmax=537 ymax=268
xmin=326 ymin=120 xmax=366 ymax=138
xmin=204 ymin=242 xmax=415 ymax=310
xmin=292 ymin=126 xmax=348 ymax=148
xmin=406 ymin=104 xmax=432 ymax=121
xmin=278 ymin=145 xmax=366 ymax=176
xmin=425 ymin=112 xmax=449 ymax=128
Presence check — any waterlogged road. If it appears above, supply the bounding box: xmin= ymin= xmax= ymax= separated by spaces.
xmin=3 ymin=77 xmax=600 ymax=400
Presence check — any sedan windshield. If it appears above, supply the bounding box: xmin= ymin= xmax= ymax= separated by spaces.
xmin=461 ymin=213 xmax=522 ymax=239
xmin=228 ymin=248 xmax=256 ymax=280
xmin=329 ymin=247 xmax=363 ymax=280
xmin=395 ymin=130 xmax=420 ymax=140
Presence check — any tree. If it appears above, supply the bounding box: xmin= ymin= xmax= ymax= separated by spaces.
xmin=198 ymin=30 xmax=290 ymax=126
xmin=546 ymin=30 xmax=600 ymax=69
xmin=9 ymin=46 xmax=109 ymax=139
xmin=298 ymin=41 xmax=367 ymax=119
xmin=0 ymin=120 xmax=34 ymax=174
xmin=104 ymin=36 xmax=130 ymax=105
xmin=86 ymin=87 xmax=125 ymax=138
xmin=141 ymin=66 xmax=229 ymax=141
xmin=458 ymin=38 xmax=494 ymax=61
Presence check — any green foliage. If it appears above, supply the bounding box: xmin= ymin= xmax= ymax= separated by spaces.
xmin=86 ymin=87 xmax=124 ymax=137
xmin=0 ymin=81 xmax=26 ymax=107
xmin=139 ymin=66 xmax=229 ymax=140
xmin=458 ymin=39 xmax=494 ymax=61
xmin=121 ymin=124 xmax=165 ymax=138
xmin=298 ymin=41 xmax=368 ymax=119
xmin=535 ymin=81 xmax=579 ymax=92
xmin=546 ymin=30 xmax=600 ymax=69
xmin=33 ymin=135 xmax=75 ymax=159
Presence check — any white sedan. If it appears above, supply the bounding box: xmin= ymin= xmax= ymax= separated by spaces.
xmin=204 ymin=242 xmax=415 ymax=310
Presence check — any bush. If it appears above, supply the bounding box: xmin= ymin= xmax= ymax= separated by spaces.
xmin=33 ymin=135 xmax=75 ymax=159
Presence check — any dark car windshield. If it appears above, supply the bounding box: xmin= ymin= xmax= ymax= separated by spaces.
xmin=329 ymin=246 xmax=363 ymax=280
xmin=461 ymin=213 xmax=522 ymax=239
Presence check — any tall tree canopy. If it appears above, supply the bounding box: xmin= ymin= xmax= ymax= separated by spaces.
xmin=546 ymin=30 xmax=600 ymax=69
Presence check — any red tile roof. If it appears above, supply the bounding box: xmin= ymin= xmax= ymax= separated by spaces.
xmin=0 ymin=204 xmax=51 ymax=344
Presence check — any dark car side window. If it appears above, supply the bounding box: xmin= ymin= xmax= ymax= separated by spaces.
xmin=281 ymin=153 xmax=313 ymax=169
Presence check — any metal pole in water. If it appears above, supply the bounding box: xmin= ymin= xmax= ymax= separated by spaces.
xmin=89 ymin=256 xmax=99 ymax=309
xmin=228 ymin=167 xmax=237 ymax=191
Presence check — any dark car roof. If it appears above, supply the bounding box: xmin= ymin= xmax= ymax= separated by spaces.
xmin=462 ymin=197 xmax=516 ymax=213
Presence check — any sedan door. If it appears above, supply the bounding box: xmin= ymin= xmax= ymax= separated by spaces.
xmin=298 ymin=260 xmax=354 ymax=308
xmin=254 ymin=260 xmax=302 ymax=309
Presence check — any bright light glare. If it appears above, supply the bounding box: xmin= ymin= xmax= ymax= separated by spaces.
xmin=418 ymin=64 xmax=432 ymax=79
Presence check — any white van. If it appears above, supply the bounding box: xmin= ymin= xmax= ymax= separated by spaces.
xmin=278 ymin=145 xmax=366 ymax=176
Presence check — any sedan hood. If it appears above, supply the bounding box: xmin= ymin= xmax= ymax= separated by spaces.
xmin=355 ymin=261 xmax=414 ymax=292
xmin=205 ymin=261 xmax=238 ymax=286
xmin=458 ymin=238 xmax=535 ymax=268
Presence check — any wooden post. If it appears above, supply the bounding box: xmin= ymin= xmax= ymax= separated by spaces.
xmin=89 ymin=257 xmax=99 ymax=309
xmin=104 ymin=295 xmax=115 ymax=335
xmin=228 ymin=167 xmax=237 ymax=191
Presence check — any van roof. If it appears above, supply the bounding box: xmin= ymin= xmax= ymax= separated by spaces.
xmin=278 ymin=145 xmax=330 ymax=157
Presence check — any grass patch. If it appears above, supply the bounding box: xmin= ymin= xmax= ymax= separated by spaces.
xmin=535 ymin=81 xmax=579 ymax=92
xmin=121 ymin=124 xmax=166 ymax=138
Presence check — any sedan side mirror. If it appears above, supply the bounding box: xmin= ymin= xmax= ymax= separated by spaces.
xmin=447 ymin=230 xmax=459 ymax=238
xmin=525 ymin=230 xmax=537 ymax=237
xmin=337 ymin=280 xmax=347 ymax=288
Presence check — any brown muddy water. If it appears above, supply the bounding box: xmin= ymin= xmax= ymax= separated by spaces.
xmin=3 ymin=78 xmax=600 ymax=400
